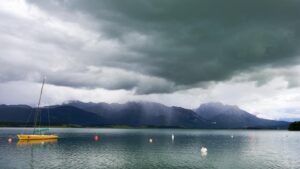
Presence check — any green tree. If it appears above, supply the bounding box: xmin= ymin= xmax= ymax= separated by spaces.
xmin=288 ymin=121 xmax=300 ymax=131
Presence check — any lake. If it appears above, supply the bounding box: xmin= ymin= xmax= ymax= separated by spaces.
xmin=0 ymin=128 xmax=299 ymax=169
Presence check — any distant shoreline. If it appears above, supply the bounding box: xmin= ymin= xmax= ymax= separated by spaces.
xmin=0 ymin=124 xmax=288 ymax=130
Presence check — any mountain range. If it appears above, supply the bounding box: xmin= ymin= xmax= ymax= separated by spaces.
xmin=0 ymin=101 xmax=290 ymax=129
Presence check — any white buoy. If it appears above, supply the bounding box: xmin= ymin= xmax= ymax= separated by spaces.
xmin=171 ymin=134 xmax=174 ymax=141
xmin=231 ymin=135 xmax=234 ymax=138
xmin=149 ymin=138 xmax=153 ymax=143
xmin=200 ymin=147 xmax=208 ymax=156
xmin=201 ymin=147 xmax=207 ymax=153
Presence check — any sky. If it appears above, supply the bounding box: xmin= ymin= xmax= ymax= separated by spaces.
xmin=0 ymin=0 xmax=300 ymax=121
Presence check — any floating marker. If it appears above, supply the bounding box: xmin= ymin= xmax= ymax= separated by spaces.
xmin=94 ymin=135 xmax=100 ymax=141
xmin=200 ymin=147 xmax=207 ymax=153
xmin=171 ymin=134 xmax=174 ymax=140
xmin=231 ymin=135 xmax=234 ymax=138
xmin=200 ymin=147 xmax=208 ymax=156
xmin=7 ymin=138 xmax=12 ymax=143
xmin=149 ymin=138 xmax=153 ymax=143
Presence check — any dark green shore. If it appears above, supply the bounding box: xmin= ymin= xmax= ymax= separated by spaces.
xmin=0 ymin=122 xmax=291 ymax=130
xmin=288 ymin=121 xmax=300 ymax=131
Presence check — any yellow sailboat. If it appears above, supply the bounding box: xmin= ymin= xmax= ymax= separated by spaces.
xmin=17 ymin=138 xmax=57 ymax=146
xmin=17 ymin=134 xmax=58 ymax=140
xmin=17 ymin=77 xmax=59 ymax=140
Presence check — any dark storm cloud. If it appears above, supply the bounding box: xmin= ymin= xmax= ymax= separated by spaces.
xmin=10 ymin=0 xmax=300 ymax=93
xmin=28 ymin=0 xmax=300 ymax=86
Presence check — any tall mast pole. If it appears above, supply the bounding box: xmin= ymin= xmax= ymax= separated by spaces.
xmin=33 ymin=77 xmax=46 ymax=133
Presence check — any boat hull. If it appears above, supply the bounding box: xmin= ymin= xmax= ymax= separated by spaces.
xmin=17 ymin=134 xmax=59 ymax=140
xmin=17 ymin=139 xmax=57 ymax=146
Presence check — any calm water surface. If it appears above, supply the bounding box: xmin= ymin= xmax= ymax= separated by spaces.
xmin=0 ymin=128 xmax=299 ymax=169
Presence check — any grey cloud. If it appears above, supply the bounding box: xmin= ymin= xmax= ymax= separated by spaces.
xmin=1 ymin=0 xmax=300 ymax=94
xmin=45 ymin=67 xmax=177 ymax=94
xmin=26 ymin=0 xmax=300 ymax=87
xmin=231 ymin=65 xmax=300 ymax=89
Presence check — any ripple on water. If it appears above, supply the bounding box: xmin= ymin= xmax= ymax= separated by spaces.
xmin=0 ymin=129 xmax=299 ymax=169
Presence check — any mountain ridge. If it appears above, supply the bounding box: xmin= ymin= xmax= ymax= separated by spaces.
xmin=0 ymin=101 xmax=290 ymax=129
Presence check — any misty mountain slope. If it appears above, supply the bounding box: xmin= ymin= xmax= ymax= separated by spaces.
xmin=0 ymin=105 xmax=33 ymax=123
xmin=67 ymin=101 xmax=211 ymax=127
xmin=0 ymin=101 xmax=290 ymax=129
xmin=195 ymin=102 xmax=289 ymax=129
xmin=41 ymin=106 xmax=102 ymax=125
xmin=0 ymin=105 xmax=102 ymax=126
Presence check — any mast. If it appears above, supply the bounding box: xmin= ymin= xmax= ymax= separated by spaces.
xmin=33 ymin=77 xmax=46 ymax=133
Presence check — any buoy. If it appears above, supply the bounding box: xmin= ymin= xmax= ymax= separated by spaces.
xmin=7 ymin=138 xmax=12 ymax=143
xmin=200 ymin=147 xmax=208 ymax=156
xmin=231 ymin=135 xmax=234 ymax=138
xmin=149 ymin=138 xmax=153 ymax=143
xmin=171 ymin=134 xmax=174 ymax=141
xmin=200 ymin=147 xmax=207 ymax=153
xmin=94 ymin=135 xmax=100 ymax=141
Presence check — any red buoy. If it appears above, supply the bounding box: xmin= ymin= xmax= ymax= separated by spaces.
xmin=94 ymin=135 xmax=100 ymax=141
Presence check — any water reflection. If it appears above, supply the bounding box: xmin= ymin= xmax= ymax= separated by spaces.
xmin=17 ymin=139 xmax=57 ymax=146
xmin=14 ymin=139 xmax=58 ymax=169
xmin=200 ymin=151 xmax=207 ymax=157
xmin=0 ymin=129 xmax=299 ymax=169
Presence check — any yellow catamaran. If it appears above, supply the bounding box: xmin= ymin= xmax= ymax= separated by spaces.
xmin=17 ymin=77 xmax=58 ymax=140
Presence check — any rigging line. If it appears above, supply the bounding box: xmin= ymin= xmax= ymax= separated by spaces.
xmin=45 ymin=99 xmax=50 ymax=129
xmin=36 ymin=108 xmax=40 ymax=134
xmin=43 ymin=99 xmax=51 ymax=131
xmin=25 ymin=107 xmax=34 ymax=126
xmin=33 ymin=77 xmax=46 ymax=134
xmin=47 ymin=105 xmax=50 ymax=129
xmin=39 ymin=108 xmax=42 ymax=133
xmin=33 ymin=107 xmax=39 ymax=134
xmin=23 ymin=107 xmax=34 ymax=134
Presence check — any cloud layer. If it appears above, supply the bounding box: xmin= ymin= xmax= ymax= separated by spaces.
xmin=0 ymin=0 xmax=300 ymax=120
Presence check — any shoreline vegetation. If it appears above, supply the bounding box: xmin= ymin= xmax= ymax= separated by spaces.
xmin=288 ymin=121 xmax=300 ymax=131
xmin=0 ymin=122 xmax=288 ymax=130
